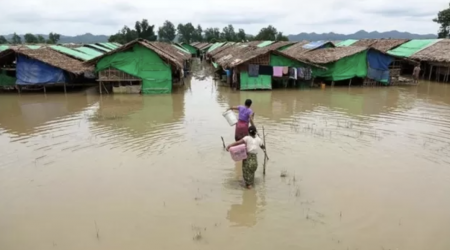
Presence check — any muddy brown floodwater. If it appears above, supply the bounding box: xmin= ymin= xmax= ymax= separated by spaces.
xmin=1 ymin=64 xmax=450 ymax=250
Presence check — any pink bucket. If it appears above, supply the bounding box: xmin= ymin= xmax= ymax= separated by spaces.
xmin=229 ymin=144 xmax=247 ymax=161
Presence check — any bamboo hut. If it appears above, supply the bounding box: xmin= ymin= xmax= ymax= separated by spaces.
xmin=84 ymin=39 xmax=190 ymax=95
xmin=409 ymin=39 xmax=450 ymax=82
xmin=0 ymin=46 xmax=95 ymax=92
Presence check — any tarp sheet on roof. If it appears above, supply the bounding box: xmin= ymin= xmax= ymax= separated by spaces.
xmin=181 ymin=43 xmax=198 ymax=54
xmin=0 ymin=69 xmax=16 ymax=87
xmin=173 ymin=44 xmax=190 ymax=54
xmin=303 ymin=41 xmax=329 ymax=49
xmin=270 ymin=54 xmax=316 ymax=68
xmin=96 ymin=44 xmax=172 ymax=94
xmin=387 ymin=39 xmax=438 ymax=57
xmin=99 ymin=43 xmax=118 ymax=50
xmin=50 ymin=45 xmax=94 ymax=61
xmin=212 ymin=62 xmax=219 ymax=68
xmin=74 ymin=47 xmax=103 ymax=57
xmin=313 ymin=50 xmax=367 ymax=81
xmin=257 ymin=41 xmax=275 ymax=48
xmin=0 ymin=45 xmax=9 ymax=51
xmin=16 ymin=55 xmax=66 ymax=85
xmin=207 ymin=43 xmax=225 ymax=53
xmin=88 ymin=44 xmax=111 ymax=52
xmin=367 ymin=50 xmax=392 ymax=71
xmin=240 ymin=71 xmax=272 ymax=90
xmin=26 ymin=45 xmax=42 ymax=50
xmin=336 ymin=39 xmax=358 ymax=47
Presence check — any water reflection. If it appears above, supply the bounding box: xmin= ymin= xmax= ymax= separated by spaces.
xmin=227 ymin=190 xmax=258 ymax=227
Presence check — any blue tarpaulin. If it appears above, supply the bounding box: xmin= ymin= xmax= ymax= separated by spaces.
xmin=367 ymin=50 xmax=393 ymax=71
xmin=16 ymin=55 xmax=66 ymax=85
xmin=302 ymin=41 xmax=328 ymax=50
xmin=368 ymin=66 xmax=390 ymax=84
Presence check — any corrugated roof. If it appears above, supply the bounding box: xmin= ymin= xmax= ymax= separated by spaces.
xmin=302 ymin=41 xmax=333 ymax=50
xmin=74 ymin=47 xmax=104 ymax=57
xmin=98 ymin=43 xmax=118 ymax=50
xmin=50 ymin=45 xmax=95 ymax=61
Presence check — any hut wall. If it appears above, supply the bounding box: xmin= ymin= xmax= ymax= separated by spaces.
xmin=96 ymin=44 xmax=172 ymax=94
xmin=313 ymin=50 xmax=368 ymax=81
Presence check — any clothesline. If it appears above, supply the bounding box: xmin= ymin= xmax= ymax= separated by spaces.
xmin=247 ymin=64 xmax=312 ymax=80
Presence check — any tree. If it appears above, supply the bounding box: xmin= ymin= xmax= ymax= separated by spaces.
xmin=37 ymin=35 xmax=46 ymax=43
xmin=221 ymin=24 xmax=237 ymax=41
xmin=135 ymin=19 xmax=157 ymax=41
xmin=276 ymin=32 xmax=289 ymax=41
xmin=177 ymin=23 xmax=196 ymax=43
xmin=47 ymin=32 xmax=60 ymax=44
xmin=0 ymin=36 xmax=7 ymax=44
xmin=109 ymin=26 xmax=137 ymax=44
xmin=433 ymin=4 xmax=450 ymax=38
xmin=158 ymin=20 xmax=176 ymax=42
xmin=237 ymin=29 xmax=246 ymax=42
xmin=11 ymin=33 xmax=21 ymax=44
xmin=192 ymin=25 xmax=203 ymax=42
xmin=24 ymin=33 xmax=38 ymax=43
xmin=204 ymin=28 xmax=221 ymax=42
xmin=254 ymin=25 xmax=278 ymax=41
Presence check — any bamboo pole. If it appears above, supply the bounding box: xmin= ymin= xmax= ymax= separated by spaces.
xmin=429 ymin=65 xmax=433 ymax=81
xmin=349 ymin=78 xmax=352 ymax=86
xmin=221 ymin=136 xmax=226 ymax=149
xmin=64 ymin=82 xmax=67 ymax=94
xmin=262 ymin=126 xmax=268 ymax=175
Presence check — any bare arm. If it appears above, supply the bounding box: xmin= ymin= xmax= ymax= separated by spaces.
xmin=250 ymin=112 xmax=255 ymax=127
xmin=226 ymin=139 xmax=245 ymax=151
xmin=227 ymin=106 xmax=239 ymax=111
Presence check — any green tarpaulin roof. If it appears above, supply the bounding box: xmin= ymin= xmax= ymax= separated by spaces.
xmin=50 ymin=45 xmax=95 ymax=61
xmin=387 ymin=39 xmax=439 ymax=57
xmin=25 ymin=45 xmax=42 ymax=49
xmin=74 ymin=47 xmax=103 ymax=57
xmin=88 ymin=44 xmax=111 ymax=52
xmin=257 ymin=41 xmax=275 ymax=48
xmin=0 ymin=45 xmax=9 ymax=51
xmin=336 ymin=39 xmax=358 ymax=47
xmin=212 ymin=62 xmax=219 ymax=68
xmin=172 ymin=44 xmax=190 ymax=54
xmin=207 ymin=43 xmax=225 ymax=53
xmin=99 ymin=43 xmax=118 ymax=50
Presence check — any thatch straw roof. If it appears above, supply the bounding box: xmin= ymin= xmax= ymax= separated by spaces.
xmin=278 ymin=41 xmax=311 ymax=58
xmin=84 ymin=39 xmax=189 ymax=69
xmin=299 ymin=46 xmax=367 ymax=64
xmin=410 ymin=39 xmax=450 ymax=63
xmin=209 ymin=43 xmax=235 ymax=57
xmin=215 ymin=46 xmax=257 ymax=67
xmin=191 ymin=42 xmax=200 ymax=47
xmin=264 ymin=41 xmax=297 ymax=51
xmin=352 ymin=39 xmax=408 ymax=52
xmin=17 ymin=48 xmax=94 ymax=74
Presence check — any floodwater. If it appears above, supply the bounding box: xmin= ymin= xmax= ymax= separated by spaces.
xmin=1 ymin=64 xmax=450 ymax=250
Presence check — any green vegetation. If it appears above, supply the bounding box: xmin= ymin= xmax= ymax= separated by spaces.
xmin=433 ymin=3 xmax=450 ymax=38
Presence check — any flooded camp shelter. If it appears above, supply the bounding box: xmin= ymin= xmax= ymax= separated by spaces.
xmin=84 ymin=39 xmax=191 ymax=94
xmin=409 ymin=39 xmax=450 ymax=82
xmin=0 ymin=46 xmax=94 ymax=89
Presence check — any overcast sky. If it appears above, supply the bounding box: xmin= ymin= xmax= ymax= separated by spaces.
xmin=0 ymin=0 xmax=447 ymax=36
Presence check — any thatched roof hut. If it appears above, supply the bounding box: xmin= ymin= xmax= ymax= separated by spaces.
xmin=84 ymin=39 xmax=189 ymax=69
xmin=299 ymin=46 xmax=367 ymax=64
xmin=352 ymin=39 xmax=408 ymax=52
xmin=279 ymin=41 xmax=312 ymax=58
xmin=409 ymin=39 xmax=450 ymax=63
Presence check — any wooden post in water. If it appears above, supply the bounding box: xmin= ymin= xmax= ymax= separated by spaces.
xmin=63 ymin=82 xmax=67 ymax=94
xmin=43 ymin=85 xmax=46 ymax=94
xmin=349 ymin=78 xmax=352 ymax=86
xmin=221 ymin=136 xmax=226 ymax=149
xmin=99 ymin=81 xmax=102 ymax=94
xmin=429 ymin=65 xmax=433 ymax=81
xmin=262 ymin=126 xmax=268 ymax=175
xmin=331 ymin=81 xmax=335 ymax=87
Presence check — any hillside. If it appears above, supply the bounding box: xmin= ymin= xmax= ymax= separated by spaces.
xmin=288 ymin=30 xmax=437 ymax=41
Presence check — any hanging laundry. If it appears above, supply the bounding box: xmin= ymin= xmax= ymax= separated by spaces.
xmin=248 ymin=64 xmax=259 ymax=77
xmin=289 ymin=67 xmax=297 ymax=79
xmin=258 ymin=65 xmax=273 ymax=75
xmin=273 ymin=67 xmax=283 ymax=77
xmin=283 ymin=67 xmax=289 ymax=75
xmin=304 ymin=68 xmax=312 ymax=80
xmin=297 ymin=68 xmax=304 ymax=79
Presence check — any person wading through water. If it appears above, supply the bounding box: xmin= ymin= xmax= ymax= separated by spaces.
xmin=413 ymin=63 xmax=421 ymax=83
xmin=227 ymin=99 xmax=254 ymax=141
xmin=227 ymin=126 xmax=265 ymax=189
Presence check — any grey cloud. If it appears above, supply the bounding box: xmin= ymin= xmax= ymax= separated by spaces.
xmin=296 ymin=17 xmax=356 ymax=26
xmin=365 ymin=8 xmax=436 ymax=18
xmin=197 ymin=9 xmax=285 ymax=25
xmin=110 ymin=2 xmax=140 ymax=12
